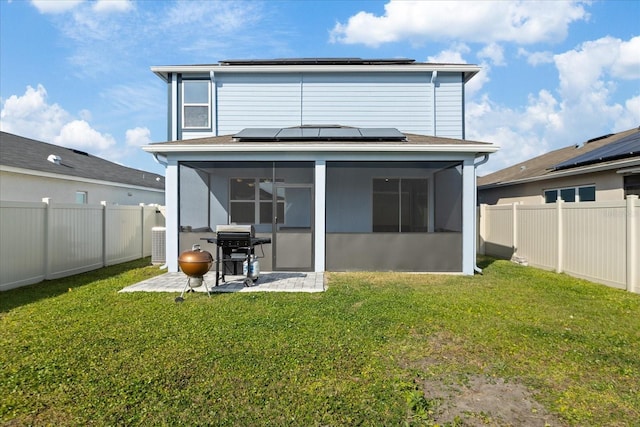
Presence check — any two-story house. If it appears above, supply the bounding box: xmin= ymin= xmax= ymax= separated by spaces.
xmin=143 ymin=58 xmax=497 ymax=274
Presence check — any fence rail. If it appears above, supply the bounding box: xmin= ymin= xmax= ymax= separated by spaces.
xmin=479 ymin=195 xmax=639 ymax=293
xmin=0 ymin=199 xmax=165 ymax=291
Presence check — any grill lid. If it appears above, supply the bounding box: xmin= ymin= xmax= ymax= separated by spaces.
xmin=216 ymin=224 xmax=255 ymax=237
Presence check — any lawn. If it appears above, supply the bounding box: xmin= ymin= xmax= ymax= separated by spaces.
xmin=1 ymin=257 xmax=638 ymax=426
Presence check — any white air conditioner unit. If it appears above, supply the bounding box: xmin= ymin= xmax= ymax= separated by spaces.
xmin=151 ymin=227 xmax=166 ymax=265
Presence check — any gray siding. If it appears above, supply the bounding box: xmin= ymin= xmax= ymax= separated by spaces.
xmin=175 ymin=70 xmax=466 ymax=137
xmin=216 ymin=73 xmax=302 ymax=134
xmin=301 ymin=73 xmax=432 ymax=133
xmin=434 ymin=73 xmax=464 ymax=138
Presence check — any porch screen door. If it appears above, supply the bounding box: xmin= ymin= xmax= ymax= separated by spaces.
xmin=273 ymin=184 xmax=313 ymax=271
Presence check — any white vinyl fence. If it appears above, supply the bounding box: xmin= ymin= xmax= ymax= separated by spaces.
xmin=0 ymin=199 xmax=165 ymax=291
xmin=478 ymin=195 xmax=639 ymax=293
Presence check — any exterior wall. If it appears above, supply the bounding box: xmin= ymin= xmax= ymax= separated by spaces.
xmin=0 ymin=170 xmax=165 ymax=205
xmin=479 ymin=170 xmax=625 ymax=205
xmin=301 ymin=73 xmax=433 ymax=134
xmin=174 ymin=71 xmax=466 ymax=139
xmin=216 ymin=73 xmax=302 ymax=135
xmin=434 ymin=73 xmax=464 ymax=138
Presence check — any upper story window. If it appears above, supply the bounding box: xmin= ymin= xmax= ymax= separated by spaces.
xmin=372 ymin=178 xmax=428 ymax=232
xmin=182 ymin=80 xmax=210 ymax=129
xmin=544 ymin=185 xmax=595 ymax=203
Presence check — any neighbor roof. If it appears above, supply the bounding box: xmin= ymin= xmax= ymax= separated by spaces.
xmin=0 ymin=132 xmax=164 ymax=190
xmin=143 ymin=127 xmax=497 ymax=155
xmin=478 ymin=127 xmax=640 ymax=189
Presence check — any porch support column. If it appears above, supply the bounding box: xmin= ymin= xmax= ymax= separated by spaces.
xmin=461 ymin=158 xmax=475 ymax=275
xmin=171 ymin=73 xmax=178 ymax=141
xmin=314 ymin=160 xmax=326 ymax=272
xmin=165 ymin=159 xmax=179 ymax=272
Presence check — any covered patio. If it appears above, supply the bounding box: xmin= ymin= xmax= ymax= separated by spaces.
xmin=143 ymin=126 xmax=497 ymax=275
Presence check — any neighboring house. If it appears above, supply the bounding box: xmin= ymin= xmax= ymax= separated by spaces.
xmin=144 ymin=58 xmax=497 ymax=274
xmin=478 ymin=127 xmax=640 ymax=205
xmin=0 ymin=131 xmax=165 ymax=205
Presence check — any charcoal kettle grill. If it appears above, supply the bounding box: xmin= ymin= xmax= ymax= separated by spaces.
xmin=175 ymin=244 xmax=213 ymax=302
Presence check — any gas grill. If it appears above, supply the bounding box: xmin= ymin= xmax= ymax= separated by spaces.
xmin=201 ymin=225 xmax=271 ymax=287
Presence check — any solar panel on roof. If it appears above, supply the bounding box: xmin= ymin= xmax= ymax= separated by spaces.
xmin=319 ymin=127 xmax=361 ymax=138
xmin=554 ymin=131 xmax=640 ymax=170
xmin=234 ymin=128 xmax=280 ymax=139
xmin=277 ymin=128 xmax=321 ymax=139
xmin=233 ymin=127 xmax=406 ymax=141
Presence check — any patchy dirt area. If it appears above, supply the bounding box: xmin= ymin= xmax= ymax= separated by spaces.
xmin=419 ymin=375 xmax=564 ymax=426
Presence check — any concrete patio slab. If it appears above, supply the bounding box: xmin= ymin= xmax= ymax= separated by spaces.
xmin=119 ymin=271 xmax=325 ymax=294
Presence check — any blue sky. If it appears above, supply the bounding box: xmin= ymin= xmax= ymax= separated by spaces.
xmin=1 ymin=0 xmax=638 ymax=176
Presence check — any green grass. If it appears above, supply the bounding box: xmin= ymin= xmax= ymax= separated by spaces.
xmin=1 ymin=257 xmax=639 ymax=426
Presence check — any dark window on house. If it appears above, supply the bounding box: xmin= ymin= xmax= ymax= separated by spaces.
xmin=229 ymin=178 xmax=284 ymax=225
xmin=372 ymin=178 xmax=428 ymax=232
xmin=544 ymin=185 xmax=595 ymax=203
xmin=624 ymin=174 xmax=640 ymax=197
xmin=578 ymin=186 xmax=596 ymax=202
xmin=182 ymin=80 xmax=210 ymax=129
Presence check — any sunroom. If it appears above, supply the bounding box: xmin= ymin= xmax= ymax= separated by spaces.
xmin=143 ymin=126 xmax=497 ymax=274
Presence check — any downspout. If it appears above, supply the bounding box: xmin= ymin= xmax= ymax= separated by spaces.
xmin=431 ymin=71 xmax=438 ymax=136
xmin=473 ymin=154 xmax=490 ymax=274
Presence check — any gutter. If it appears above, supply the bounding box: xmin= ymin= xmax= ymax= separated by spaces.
xmin=153 ymin=153 xmax=168 ymax=167
xmin=473 ymin=154 xmax=490 ymax=274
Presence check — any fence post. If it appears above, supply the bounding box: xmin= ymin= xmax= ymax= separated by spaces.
xmin=627 ymin=195 xmax=638 ymax=293
xmin=478 ymin=204 xmax=486 ymax=255
xmin=42 ymin=198 xmax=53 ymax=279
xmin=140 ymin=203 xmax=145 ymax=259
xmin=101 ymin=201 xmax=107 ymax=267
xmin=556 ymin=198 xmax=564 ymax=273
xmin=512 ymin=202 xmax=518 ymax=255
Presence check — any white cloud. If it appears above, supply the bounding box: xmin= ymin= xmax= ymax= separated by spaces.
xmin=517 ymin=48 xmax=554 ymax=66
xmin=330 ymin=0 xmax=589 ymax=47
xmin=554 ymin=36 xmax=638 ymax=101
xmin=31 ymin=0 xmax=83 ymax=14
xmin=427 ymin=43 xmax=470 ymax=63
xmin=471 ymin=35 xmax=640 ymax=174
xmin=478 ymin=43 xmax=506 ymax=66
xmin=0 ymin=84 xmax=118 ymax=156
xmin=612 ymin=36 xmax=640 ymax=80
xmin=93 ymin=0 xmax=133 ymax=13
xmin=0 ymin=84 xmax=71 ymax=141
xmin=54 ymin=120 xmax=116 ymax=151
xmin=125 ymin=127 xmax=152 ymax=147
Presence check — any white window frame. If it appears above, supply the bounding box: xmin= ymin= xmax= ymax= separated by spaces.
xmin=544 ymin=185 xmax=595 ymax=203
xmin=181 ymin=80 xmax=210 ymax=129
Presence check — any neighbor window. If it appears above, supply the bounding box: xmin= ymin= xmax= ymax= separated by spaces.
xmin=229 ymin=178 xmax=284 ymax=225
xmin=182 ymin=80 xmax=210 ymax=129
xmin=75 ymin=191 xmax=87 ymax=204
xmin=372 ymin=178 xmax=428 ymax=232
xmin=544 ymin=185 xmax=595 ymax=203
